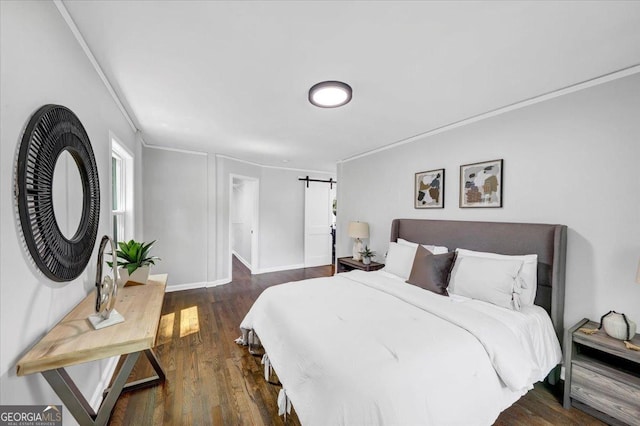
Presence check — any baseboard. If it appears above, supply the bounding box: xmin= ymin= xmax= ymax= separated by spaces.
xmin=257 ymin=263 xmax=305 ymax=274
xmin=163 ymin=279 xmax=232 ymax=293
xmin=89 ymin=356 xmax=119 ymax=410
xmin=207 ymin=278 xmax=231 ymax=287
xmin=231 ymin=251 xmax=252 ymax=270
xmin=158 ymin=265 xmax=308 ymax=292
xmin=164 ymin=281 xmax=208 ymax=292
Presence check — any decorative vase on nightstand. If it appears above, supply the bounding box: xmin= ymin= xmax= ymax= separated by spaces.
xmin=602 ymin=311 xmax=637 ymax=340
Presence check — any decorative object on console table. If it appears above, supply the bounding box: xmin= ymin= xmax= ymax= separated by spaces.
xmin=337 ymin=256 xmax=384 ymax=273
xmin=348 ymin=221 xmax=369 ymax=261
xmin=460 ymin=159 xmax=503 ymax=208
xmin=88 ymin=235 xmax=124 ymax=330
xmin=564 ymin=318 xmax=640 ymax=425
xmin=415 ymin=169 xmax=444 ymax=209
xmin=109 ymin=239 xmax=161 ymax=286
xmin=359 ymin=246 xmax=376 ymax=265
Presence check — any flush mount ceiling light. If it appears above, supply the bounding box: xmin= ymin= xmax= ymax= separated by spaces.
xmin=309 ymin=81 xmax=352 ymax=108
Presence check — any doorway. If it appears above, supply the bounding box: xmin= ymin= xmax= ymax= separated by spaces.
xmin=229 ymin=174 xmax=259 ymax=276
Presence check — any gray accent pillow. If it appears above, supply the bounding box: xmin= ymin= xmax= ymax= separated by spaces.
xmin=405 ymin=245 xmax=456 ymax=296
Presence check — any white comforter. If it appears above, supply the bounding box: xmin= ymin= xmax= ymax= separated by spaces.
xmin=240 ymin=270 xmax=561 ymax=426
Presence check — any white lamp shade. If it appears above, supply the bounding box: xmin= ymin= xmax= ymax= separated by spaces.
xmin=348 ymin=222 xmax=369 ymax=239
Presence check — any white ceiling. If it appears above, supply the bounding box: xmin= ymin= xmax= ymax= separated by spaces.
xmin=62 ymin=1 xmax=640 ymax=172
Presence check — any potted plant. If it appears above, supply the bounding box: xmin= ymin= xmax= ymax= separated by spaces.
xmin=359 ymin=246 xmax=376 ymax=265
xmin=108 ymin=240 xmax=160 ymax=286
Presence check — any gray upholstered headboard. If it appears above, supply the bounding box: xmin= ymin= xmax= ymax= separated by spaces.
xmin=390 ymin=219 xmax=567 ymax=341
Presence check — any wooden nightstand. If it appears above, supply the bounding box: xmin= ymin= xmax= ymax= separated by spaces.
xmin=337 ymin=256 xmax=384 ymax=273
xmin=564 ymin=318 xmax=640 ymax=425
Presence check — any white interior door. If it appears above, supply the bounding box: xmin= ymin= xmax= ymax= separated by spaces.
xmin=304 ymin=181 xmax=332 ymax=267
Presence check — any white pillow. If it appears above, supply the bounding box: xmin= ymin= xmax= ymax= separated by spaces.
xmin=383 ymin=242 xmax=417 ymax=280
xmin=397 ymin=238 xmax=449 ymax=255
xmin=455 ymin=249 xmax=538 ymax=306
xmin=448 ymin=256 xmax=524 ymax=310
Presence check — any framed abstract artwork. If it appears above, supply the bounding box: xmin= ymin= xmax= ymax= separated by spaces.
xmin=415 ymin=169 xmax=445 ymax=209
xmin=459 ymin=159 xmax=503 ymax=208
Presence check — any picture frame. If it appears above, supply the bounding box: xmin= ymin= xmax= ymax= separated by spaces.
xmin=414 ymin=169 xmax=445 ymax=209
xmin=459 ymin=159 xmax=503 ymax=208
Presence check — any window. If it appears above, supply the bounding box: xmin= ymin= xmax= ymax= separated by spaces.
xmin=111 ymin=135 xmax=133 ymax=244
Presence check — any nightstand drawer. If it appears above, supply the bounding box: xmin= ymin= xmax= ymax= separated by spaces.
xmin=571 ymin=363 xmax=640 ymax=424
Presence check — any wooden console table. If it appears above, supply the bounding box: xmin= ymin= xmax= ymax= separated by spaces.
xmin=17 ymin=274 xmax=168 ymax=426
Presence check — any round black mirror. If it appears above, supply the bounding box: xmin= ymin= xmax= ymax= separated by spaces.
xmin=16 ymin=104 xmax=100 ymax=282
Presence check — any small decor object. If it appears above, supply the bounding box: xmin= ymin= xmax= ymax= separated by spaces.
xmin=15 ymin=104 xmax=100 ymax=281
xmin=601 ymin=311 xmax=637 ymax=341
xmin=109 ymin=240 xmax=160 ymax=286
xmin=415 ymin=169 xmax=444 ymax=209
xmin=579 ymin=310 xmax=638 ymax=351
xmin=348 ymin=221 xmax=369 ymax=261
xmin=88 ymin=236 xmax=124 ymax=329
xmin=460 ymin=159 xmax=503 ymax=208
xmin=359 ymin=246 xmax=376 ymax=265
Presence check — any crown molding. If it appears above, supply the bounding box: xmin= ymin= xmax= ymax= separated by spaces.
xmin=141 ymin=138 xmax=208 ymax=156
xmin=54 ymin=0 xmax=138 ymax=133
xmin=215 ymin=154 xmax=334 ymax=175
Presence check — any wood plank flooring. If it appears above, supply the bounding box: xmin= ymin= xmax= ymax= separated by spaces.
xmin=108 ymin=257 xmax=604 ymax=425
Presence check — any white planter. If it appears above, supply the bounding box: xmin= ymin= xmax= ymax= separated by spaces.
xmin=362 ymin=257 xmax=371 ymax=265
xmin=603 ymin=312 xmax=637 ymax=340
xmin=117 ymin=265 xmax=150 ymax=286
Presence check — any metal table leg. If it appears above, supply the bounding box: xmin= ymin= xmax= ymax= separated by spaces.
xmin=103 ymin=349 xmax=166 ymax=395
xmin=42 ymin=351 xmax=141 ymax=426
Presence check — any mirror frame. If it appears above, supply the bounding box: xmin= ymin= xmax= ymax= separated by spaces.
xmin=16 ymin=104 xmax=101 ymax=282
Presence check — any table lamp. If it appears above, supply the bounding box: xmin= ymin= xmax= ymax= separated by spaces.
xmin=348 ymin=221 xmax=369 ymax=261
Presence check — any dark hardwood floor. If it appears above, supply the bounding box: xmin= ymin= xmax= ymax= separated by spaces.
xmin=108 ymin=257 xmax=604 ymax=425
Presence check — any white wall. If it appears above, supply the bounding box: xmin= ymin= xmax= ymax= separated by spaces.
xmin=142 ymin=147 xmax=208 ymax=286
xmin=260 ymin=167 xmax=314 ymax=271
xmin=0 ymin=0 xmax=140 ymax=418
xmin=139 ymin=148 xmax=220 ymax=290
xmin=337 ymin=73 xmax=640 ymax=331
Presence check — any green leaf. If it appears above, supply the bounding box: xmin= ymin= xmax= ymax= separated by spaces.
xmin=141 ymin=240 xmax=155 ymax=256
xmin=118 ymin=241 xmax=128 ymax=254
xmin=112 ymin=239 xmax=160 ymax=269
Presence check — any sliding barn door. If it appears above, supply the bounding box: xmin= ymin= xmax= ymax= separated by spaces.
xmin=304 ymin=181 xmax=333 ymax=267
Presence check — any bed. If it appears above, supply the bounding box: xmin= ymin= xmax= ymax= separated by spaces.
xmin=239 ymin=219 xmax=567 ymax=425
